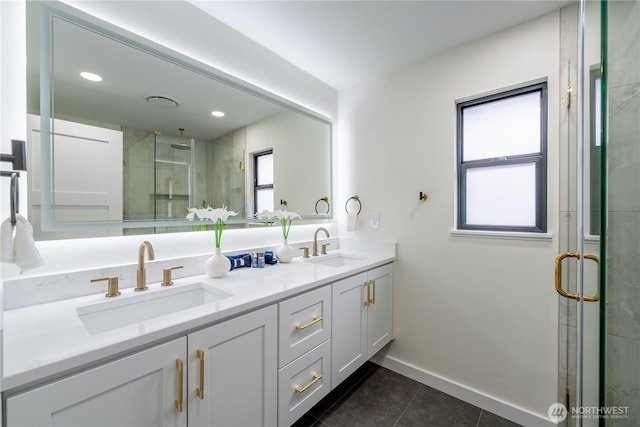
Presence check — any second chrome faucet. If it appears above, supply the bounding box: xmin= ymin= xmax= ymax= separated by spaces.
xmin=136 ymin=241 xmax=155 ymax=291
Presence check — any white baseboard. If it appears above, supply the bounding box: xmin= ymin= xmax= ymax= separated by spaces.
xmin=370 ymin=353 xmax=556 ymax=427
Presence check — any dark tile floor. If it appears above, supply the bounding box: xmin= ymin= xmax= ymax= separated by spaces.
xmin=293 ymin=362 xmax=522 ymax=427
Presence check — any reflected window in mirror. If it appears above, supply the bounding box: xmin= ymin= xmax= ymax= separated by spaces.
xmin=589 ymin=66 xmax=602 ymax=236
xmin=254 ymin=150 xmax=274 ymax=213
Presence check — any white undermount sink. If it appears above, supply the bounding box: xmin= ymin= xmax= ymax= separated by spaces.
xmin=307 ymin=253 xmax=363 ymax=267
xmin=77 ymin=282 xmax=232 ymax=334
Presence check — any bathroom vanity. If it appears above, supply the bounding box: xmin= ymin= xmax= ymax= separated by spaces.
xmin=2 ymin=240 xmax=395 ymax=426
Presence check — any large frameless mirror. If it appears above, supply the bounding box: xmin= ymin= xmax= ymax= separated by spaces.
xmin=26 ymin=2 xmax=332 ymax=240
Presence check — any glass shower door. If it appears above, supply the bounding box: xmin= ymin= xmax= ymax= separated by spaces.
xmin=558 ymin=1 xmax=640 ymax=425
xmin=555 ymin=1 xmax=602 ymax=425
xmin=154 ymin=132 xmax=193 ymax=233
xmin=599 ymin=0 xmax=640 ymax=425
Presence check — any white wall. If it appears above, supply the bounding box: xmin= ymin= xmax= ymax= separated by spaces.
xmin=337 ymin=11 xmax=560 ymax=425
xmin=1 ymin=0 xmax=27 ymax=249
xmin=1 ymin=0 xmax=27 ymax=415
xmin=246 ymin=111 xmax=331 ymax=215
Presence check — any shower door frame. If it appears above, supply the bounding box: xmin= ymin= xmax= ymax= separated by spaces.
xmin=556 ymin=1 xmax=604 ymax=426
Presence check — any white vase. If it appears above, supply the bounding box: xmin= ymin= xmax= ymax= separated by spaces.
xmin=204 ymin=247 xmax=231 ymax=278
xmin=275 ymin=239 xmax=295 ymax=263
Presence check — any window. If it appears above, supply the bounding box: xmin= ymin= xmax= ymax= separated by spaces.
xmin=457 ymin=82 xmax=547 ymax=233
xmin=254 ymin=150 xmax=274 ymax=213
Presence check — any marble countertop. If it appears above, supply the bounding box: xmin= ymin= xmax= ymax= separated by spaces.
xmin=2 ymin=241 xmax=395 ymax=391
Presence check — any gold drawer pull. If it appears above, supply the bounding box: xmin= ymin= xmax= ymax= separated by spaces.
xmin=295 ymin=373 xmax=322 ymax=393
xmin=296 ymin=316 xmax=323 ymax=330
xmin=196 ymin=349 xmax=205 ymax=399
xmin=175 ymin=358 xmax=184 ymax=412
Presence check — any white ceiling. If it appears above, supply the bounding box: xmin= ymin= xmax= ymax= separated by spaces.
xmin=190 ymin=0 xmax=575 ymax=90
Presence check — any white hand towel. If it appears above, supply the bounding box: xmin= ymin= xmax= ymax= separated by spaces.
xmin=1 ymin=217 xmax=14 ymax=263
xmin=347 ymin=212 xmax=358 ymax=232
xmin=13 ymin=214 xmax=44 ymax=273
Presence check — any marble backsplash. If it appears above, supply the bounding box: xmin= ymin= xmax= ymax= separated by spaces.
xmin=3 ymin=237 xmax=339 ymax=311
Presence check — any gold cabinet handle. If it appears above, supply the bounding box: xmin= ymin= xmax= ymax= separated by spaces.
xmin=295 ymin=373 xmax=322 ymax=393
xmin=371 ymin=279 xmax=376 ymax=305
xmin=554 ymin=251 xmax=600 ymax=302
xmin=175 ymin=358 xmax=184 ymax=412
xmin=364 ymin=280 xmax=376 ymax=306
xmin=296 ymin=316 xmax=323 ymax=330
xmin=196 ymin=349 xmax=205 ymax=400
xmin=364 ymin=280 xmax=371 ymax=306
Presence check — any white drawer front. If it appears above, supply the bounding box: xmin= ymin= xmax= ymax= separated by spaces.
xmin=278 ymin=285 xmax=332 ymax=367
xmin=278 ymin=340 xmax=331 ymax=427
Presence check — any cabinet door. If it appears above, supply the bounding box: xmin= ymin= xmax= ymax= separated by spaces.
xmin=331 ymin=272 xmax=367 ymax=388
xmin=6 ymin=337 xmax=187 ymax=427
xmin=188 ymin=305 xmax=277 ymax=427
xmin=366 ymin=263 xmax=394 ymax=357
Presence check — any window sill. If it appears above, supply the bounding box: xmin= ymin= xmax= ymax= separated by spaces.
xmin=584 ymin=234 xmax=600 ymax=244
xmin=450 ymin=229 xmax=553 ymax=242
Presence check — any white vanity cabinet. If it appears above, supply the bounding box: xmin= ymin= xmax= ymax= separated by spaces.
xmin=331 ymin=263 xmax=394 ymax=388
xmin=3 ymin=257 xmax=395 ymax=427
xmin=277 ymin=285 xmax=332 ymax=427
xmin=187 ymin=305 xmax=278 ymax=427
xmin=5 ymin=305 xmax=277 ymax=427
xmin=6 ymin=337 xmax=188 ymax=427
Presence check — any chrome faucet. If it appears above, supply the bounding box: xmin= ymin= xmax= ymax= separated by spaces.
xmin=136 ymin=241 xmax=155 ymax=291
xmin=312 ymin=227 xmax=330 ymax=256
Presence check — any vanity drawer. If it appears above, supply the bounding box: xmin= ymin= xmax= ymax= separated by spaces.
xmin=278 ymin=285 xmax=332 ymax=367
xmin=278 ymin=339 xmax=331 ymax=427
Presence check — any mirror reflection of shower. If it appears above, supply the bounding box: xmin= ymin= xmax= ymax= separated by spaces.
xmin=171 ymin=128 xmax=191 ymax=150
xmin=122 ymin=126 xmax=246 ymax=234
xmin=155 ymin=129 xmax=194 ymax=226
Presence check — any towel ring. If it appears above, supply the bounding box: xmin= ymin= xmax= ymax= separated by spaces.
xmin=315 ymin=197 xmax=330 ymax=214
xmin=10 ymin=173 xmax=19 ymax=226
xmin=345 ymin=195 xmax=362 ymax=215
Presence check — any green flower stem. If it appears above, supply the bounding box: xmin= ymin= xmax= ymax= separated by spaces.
xmin=214 ymin=218 xmax=224 ymax=248
xmin=281 ymin=218 xmax=292 ymax=239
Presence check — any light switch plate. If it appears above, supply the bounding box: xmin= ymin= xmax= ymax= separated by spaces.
xmin=369 ymin=213 xmax=380 ymax=229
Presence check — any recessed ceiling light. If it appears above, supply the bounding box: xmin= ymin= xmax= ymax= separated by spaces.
xmin=80 ymin=71 xmax=102 ymax=82
xmin=211 ymin=111 xmax=225 ymax=118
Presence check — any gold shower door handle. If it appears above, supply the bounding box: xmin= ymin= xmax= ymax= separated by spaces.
xmin=554 ymin=251 xmax=600 ymax=302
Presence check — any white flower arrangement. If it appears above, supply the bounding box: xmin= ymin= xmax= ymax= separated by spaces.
xmin=255 ymin=209 xmax=301 ymax=240
xmin=187 ymin=206 xmax=238 ymax=248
